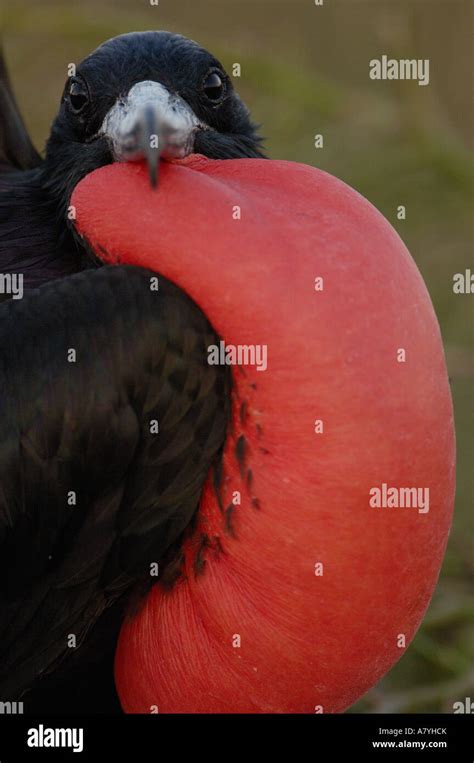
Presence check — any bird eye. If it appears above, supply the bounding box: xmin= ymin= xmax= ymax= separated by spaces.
xmin=202 ymin=71 xmax=226 ymax=102
xmin=68 ymin=78 xmax=89 ymax=113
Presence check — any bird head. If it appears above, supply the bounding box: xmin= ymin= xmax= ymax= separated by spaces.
xmin=43 ymin=31 xmax=263 ymax=211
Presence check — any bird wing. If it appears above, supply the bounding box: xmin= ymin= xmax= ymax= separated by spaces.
xmin=0 ymin=264 xmax=230 ymax=699
xmin=0 ymin=45 xmax=43 ymax=172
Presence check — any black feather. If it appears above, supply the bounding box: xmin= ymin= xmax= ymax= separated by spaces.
xmin=0 ymin=45 xmax=42 ymax=171
xmin=0 ymin=265 xmax=232 ymax=701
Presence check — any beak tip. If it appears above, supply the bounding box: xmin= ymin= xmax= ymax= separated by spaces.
xmin=148 ymin=162 xmax=159 ymax=189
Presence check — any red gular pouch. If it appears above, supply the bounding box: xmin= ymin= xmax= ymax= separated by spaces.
xmin=72 ymin=156 xmax=455 ymax=713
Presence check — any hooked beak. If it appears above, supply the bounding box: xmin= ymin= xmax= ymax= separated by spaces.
xmin=131 ymin=103 xmax=161 ymax=188
xmin=100 ymin=80 xmax=208 ymax=188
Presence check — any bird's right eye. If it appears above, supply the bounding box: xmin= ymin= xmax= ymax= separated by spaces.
xmin=68 ymin=78 xmax=90 ymax=114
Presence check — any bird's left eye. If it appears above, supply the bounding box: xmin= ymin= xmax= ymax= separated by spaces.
xmin=68 ymin=79 xmax=90 ymax=113
xmin=202 ymin=71 xmax=226 ymax=102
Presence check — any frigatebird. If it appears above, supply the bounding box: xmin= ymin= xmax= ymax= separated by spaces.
xmin=0 ymin=31 xmax=263 ymax=290
xmin=0 ymin=31 xmax=263 ymax=712
xmin=0 ymin=31 xmax=454 ymax=716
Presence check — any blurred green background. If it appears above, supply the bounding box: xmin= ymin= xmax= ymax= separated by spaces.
xmin=1 ymin=0 xmax=472 ymax=712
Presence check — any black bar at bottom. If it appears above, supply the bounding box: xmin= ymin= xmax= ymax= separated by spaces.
xmin=0 ymin=713 xmax=471 ymax=760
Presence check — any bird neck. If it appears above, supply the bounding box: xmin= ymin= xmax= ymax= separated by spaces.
xmin=0 ymin=167 xmax=87 ymax=289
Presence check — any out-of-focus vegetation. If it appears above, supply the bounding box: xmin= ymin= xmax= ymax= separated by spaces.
xmin=1 ymin=0 xmax=472 ymax=713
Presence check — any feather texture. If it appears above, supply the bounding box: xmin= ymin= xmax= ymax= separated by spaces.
xmin=0 ymin=46 xmax=42 ymax=172
xmin=0 ymin=265 xmax=231 ymax=699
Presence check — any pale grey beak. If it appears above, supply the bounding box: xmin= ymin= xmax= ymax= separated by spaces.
xmin=100 ymin=80 xmax=208 ymax=188
xmin=128 ymin=102 xmax=161 ymax=188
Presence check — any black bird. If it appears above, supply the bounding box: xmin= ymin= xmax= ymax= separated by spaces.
xmin=0 ymin=31 xmax=263 ymax=712
xmin=0 ymin=30 xmax=263 ymax=289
